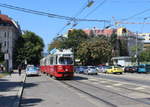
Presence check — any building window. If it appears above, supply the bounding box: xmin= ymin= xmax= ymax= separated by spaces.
xmin=4 ymin=32 xmax=7 ymax=38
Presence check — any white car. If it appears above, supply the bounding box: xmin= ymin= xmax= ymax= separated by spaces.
xmin=26 ymin=65 xmax=39 ymax=76
xmin=84 ymin=66 xmax=98 ymax=75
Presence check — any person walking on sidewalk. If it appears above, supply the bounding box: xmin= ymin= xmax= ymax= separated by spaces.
xmin=18 ymin=65 xmax=22 ymax=76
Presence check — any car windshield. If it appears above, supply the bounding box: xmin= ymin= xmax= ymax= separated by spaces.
xmin=114 ymin=66 xmax=121 ymax=68
xmin=139 ymin=65 xmax=145 ymax=68
xmin=59 ymin=57 xmax=73 ymax=65
xmin=89 ymin=67 xmax=95 ymax=69
xmin=27 ymin=66 xmax=36 ymax=70
xmin=105 ymin=66 xmax=112 ymax=69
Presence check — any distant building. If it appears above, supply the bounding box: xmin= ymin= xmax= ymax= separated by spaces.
xmin=112 ymin=56 xmax=132 ymax=66
xmin=83 ymin=27 xmax=117 ymax=36
xmin=117 ymin=27 xmax=135 ymax=36
xmin=0 ymin=14 xmax=21 ymax=71
xmin=138 ymin=33 xmax=150 ymax=50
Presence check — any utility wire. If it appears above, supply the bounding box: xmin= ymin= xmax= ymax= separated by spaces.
xmin=55 ymin=0 xmax=95 ymax=36
xmin=71 ymin=0 xmax=108 ymax=29
xmin=0 ymin=2 xmax=110 ymax=37
xmin=0 ymin=3 xmax=72 ymax=20
xmin=0 ymin=2 xmax=109 ymax=22
xmin=121 ymin=8 xmax=150 ymax=21
xmin=85 ymin=0 xmax=107 ymax=18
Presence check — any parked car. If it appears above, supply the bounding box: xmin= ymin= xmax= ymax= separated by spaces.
xmin=76 ymin=66 xmax=87 ymax=74
xmin=137 ymin=64 xmax=150 ymax=73
xmin=124 ymin=66 xmax=138 ymax=73
xmin=106 ymin=66 xmax=123 ymax=74
xmin=84 ymin=66 xmax=98 ymax=75
xmin=26 ymin=65 xmax=39 ymax=76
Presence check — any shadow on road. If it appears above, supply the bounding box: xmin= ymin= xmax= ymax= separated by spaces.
xmin=0 ymin=95 xmax=17 ymax=107
xmin=73 ymin=76 xmax=88 ymax=80
xmin=20 ymin=98 xmax=43 ymax=107
xmin=0 ymin=80 xmax=38 ymax=92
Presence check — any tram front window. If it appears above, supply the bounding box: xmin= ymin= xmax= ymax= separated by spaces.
xmin=59 ymin=57 xmax=73 ymax=65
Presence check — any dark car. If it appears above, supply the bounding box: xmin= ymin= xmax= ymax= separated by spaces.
xmin=124 ymin=66 xmax=138 ymax=73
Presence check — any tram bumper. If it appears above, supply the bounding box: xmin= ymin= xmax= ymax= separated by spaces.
xmin=57 ymin=72 xmax=74 ymax=77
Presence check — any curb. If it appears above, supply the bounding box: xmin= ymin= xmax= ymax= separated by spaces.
xmin=13 ymin=74 xmax=26 ymax=107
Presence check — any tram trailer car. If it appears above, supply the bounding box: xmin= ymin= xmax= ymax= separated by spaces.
xmin=40 ymin=49 xmax=74 ymax=79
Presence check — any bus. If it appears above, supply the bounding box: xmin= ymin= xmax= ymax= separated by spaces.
xmin=40 ymin=49 xmax=74 ymax=79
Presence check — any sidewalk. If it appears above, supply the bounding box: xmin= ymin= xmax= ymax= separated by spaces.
xmin=0 ymin=70 xmax=26 ymax=107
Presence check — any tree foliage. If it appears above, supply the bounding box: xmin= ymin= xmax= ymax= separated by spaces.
xmin=48 ymin=36 xmax=66 ymax=51
xmin=48 ymin=29 xmax=114 ymax=65
xmin=139 ymin=50 xmax=150 ymax=62
xmin=13 ymin=31 xmax=44 ymax=67
xmin=77 ymin=37 xmax=112 ymax=65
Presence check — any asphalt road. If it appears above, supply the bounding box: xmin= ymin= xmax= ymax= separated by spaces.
xmin=94 ymin=73 xmax=150 ymax=86
xmin=20 ymin=73 xmax=150 ymax=107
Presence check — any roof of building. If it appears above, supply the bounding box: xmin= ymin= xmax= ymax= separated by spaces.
xmin=0 ymin=14 xmax=20 ymax=30
xmin=83 ymin=28 xmax=117 ymax=36
xmin=0 ymin=14 xmax=13 ymax=24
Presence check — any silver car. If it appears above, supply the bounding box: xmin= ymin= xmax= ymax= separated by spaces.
xmin=26 ymin=65 xmax=39 ymax=76
xmin=84 ymin=66 xmax=98 ymax=75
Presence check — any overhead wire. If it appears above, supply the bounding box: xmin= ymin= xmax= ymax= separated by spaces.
xmin=85 ymin=0 xmax=107 ymax=18
xmin=121 ymin=8 xmax=150 ymax=21
xmin=0 ymin=2 xmax=110 ymax=36
xmin=0 ymin=2 xmax=109 ymax=22
xmin=0 ymin=3 xmax=72 ymax=20
xmin=55 ymin=0 xmax=94 ymax=36
xmin=71 ymin=0 xmax=108 ymax=29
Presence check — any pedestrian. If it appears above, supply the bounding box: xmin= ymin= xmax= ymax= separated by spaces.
xmin=18 ymin=65 xmax=22 ymax=76
xmin=10 ymin=70 xmax=13 ymax=75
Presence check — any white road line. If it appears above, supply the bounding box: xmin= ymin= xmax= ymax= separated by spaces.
xmin=105 ymin=85 xmax=113 ymax=88
xmin=99 ymin=81 xmax=107 ymax=83
xmin=134 ymin=87 xmax=145 ymax=90
xmin=113 ymin=83 xmax=123 ymax=86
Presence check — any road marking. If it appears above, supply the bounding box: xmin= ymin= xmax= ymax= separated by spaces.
xmin=99 ymin=81 xmax=107 ymax=83
xmin=81 ymin=80 xmax=88 ymax=82
xmin=134 ymin=87 xmax=145 ymax=90
xmin=113 ymin=83 xmax=123 ymax=86
xmin=89 ymin=78 xmax=98 ymax=81
xmin=92 ymin=82 xmax=99 ymax=84
xmin=105 ymin=85 xmax=113 ymax=88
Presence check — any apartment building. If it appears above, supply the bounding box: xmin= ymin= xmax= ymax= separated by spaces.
xmin=0 ymin=14 xmax=21 ymax=72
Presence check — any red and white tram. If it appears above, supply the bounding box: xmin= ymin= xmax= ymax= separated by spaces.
xmin=40 ymin=49 xmax=74 ymax=79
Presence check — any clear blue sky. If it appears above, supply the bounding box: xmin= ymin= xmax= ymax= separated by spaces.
xmin=0 ymin=0 xmax=150 ymax=52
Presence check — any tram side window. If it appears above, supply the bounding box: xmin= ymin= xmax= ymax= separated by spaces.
xmin=59 ymin=57 xmax=73 ymax=65
xmin=50 ymin=57 xmax=53 ymax=65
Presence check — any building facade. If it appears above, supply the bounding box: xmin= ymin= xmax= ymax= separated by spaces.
xmin=0 ymin=14 xmax=21 ymax=71
xmin=138 ymin=33 xmax=150 ymax=50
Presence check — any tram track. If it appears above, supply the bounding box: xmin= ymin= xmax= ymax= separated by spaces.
xmin=74 ymin=80 xmax=150 ymax=105
xmin=88 ymin=78 xmax=150 ymax=95
xmin=60 ymin=79 xmax=150 ymax=107
xmin=80 ymin=74 xmax=150 ymax=95
xmin=61 ymin=81 xmax=117 ymax=107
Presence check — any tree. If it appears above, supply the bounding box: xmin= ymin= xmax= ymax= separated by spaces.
xmin=13 ymin=31 xmax=44 ymax=67
xmin=139 ymin=50 xmax=150 ymax=62
xmin=77 ymin=37 xmax=112 ymax=65
xmin=63 ymin=29 xmax=88 ymax=49
xmin=48 ymin=36 xmax=66 ymax=51
xmin=109 ymin=33 xmax=118 ymax=56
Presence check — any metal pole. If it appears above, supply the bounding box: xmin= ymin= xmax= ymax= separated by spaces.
xmin=136 ymin=32 xmax=138 ymax=65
